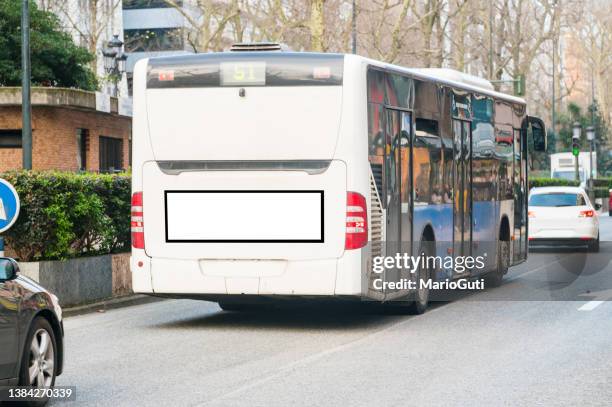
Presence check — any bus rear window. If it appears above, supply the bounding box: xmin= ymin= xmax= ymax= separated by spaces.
xmin=529 ymin=193 xmax=585 ymax=207
xmin=147 ymin=52 xmax=344 ymax=88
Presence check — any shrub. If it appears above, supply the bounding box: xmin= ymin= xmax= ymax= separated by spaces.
xmin=592 ymin=178 xmax=612 ymax=189
xmin=593 ymin=187 xmax=610 ymax=199
xmin=528 ymin=178 xmax=580 ymax=189
xmin=0 ymin=171 xmax=130 ymax=261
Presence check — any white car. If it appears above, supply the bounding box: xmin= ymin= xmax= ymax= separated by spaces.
xmin=528 ymin=186 xmax=600 ymax=252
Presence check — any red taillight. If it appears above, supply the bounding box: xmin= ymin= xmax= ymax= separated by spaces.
xmin=131 ymin=192 xmax=144 ymax=249
xmin=578 ymin=210 xmax=594 ymax=218
xmin=345 ymin=191 xmax=368 ymax=250
xmin=528 ymin=210 xmax=536 ymax=218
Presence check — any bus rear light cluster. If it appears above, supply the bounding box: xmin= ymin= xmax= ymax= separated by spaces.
xmin=345 ymin=191 xmax=368 ymax=250
xmin=131 ymin=192 xmax=145 ymax=249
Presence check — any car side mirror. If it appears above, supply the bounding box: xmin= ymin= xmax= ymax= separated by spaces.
xmin=0 ymin=257 xmax=19 ymax=281
xmin=594 ymin=203 xmax=602 ymax=210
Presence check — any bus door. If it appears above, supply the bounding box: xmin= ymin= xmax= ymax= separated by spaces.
xmin=453 ymin=119 xmax=472 ymax=273
xmin=384 ymin=108 xmax=412 ymax=296
xmin=513 ymin=128 xmax=527 ymax=261
xmin=385 ymin=109 xmax=401 ymax=256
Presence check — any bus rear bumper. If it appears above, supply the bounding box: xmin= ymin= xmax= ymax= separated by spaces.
xmin=135 ymin=254 xmax=364 ymax=297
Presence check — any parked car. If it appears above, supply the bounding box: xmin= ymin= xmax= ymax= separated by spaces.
xmin=528 ymin=186 xmax=600 ymax=252
xmin=0 ymin=257 xmax=64 ymax=405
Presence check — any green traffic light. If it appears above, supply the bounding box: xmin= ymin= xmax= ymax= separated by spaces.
xmin=572 ymin=147 xmax=579 ymax=156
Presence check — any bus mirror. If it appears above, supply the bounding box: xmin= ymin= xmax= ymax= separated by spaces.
xmin=529 ymin=116 xmax=546 ymax=152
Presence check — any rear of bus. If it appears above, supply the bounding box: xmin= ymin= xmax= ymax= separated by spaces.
xmin=130 ymin=51 xmax=371 ymax=302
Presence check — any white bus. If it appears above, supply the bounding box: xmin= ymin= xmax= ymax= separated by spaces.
xmin=130 ymin=44 xmax=546 ymax=314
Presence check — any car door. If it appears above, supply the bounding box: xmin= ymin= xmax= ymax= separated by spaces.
xmin=0 ymin=279 xmax=20 ymax=379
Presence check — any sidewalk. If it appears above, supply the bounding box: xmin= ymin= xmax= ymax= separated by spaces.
xmin=63 ymin=294 xmax=165 ymax=317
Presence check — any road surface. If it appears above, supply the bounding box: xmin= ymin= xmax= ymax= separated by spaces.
xmin=52 ymin=215 xmax=612 ymax=406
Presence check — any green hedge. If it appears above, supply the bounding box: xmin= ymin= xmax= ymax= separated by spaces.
xmin=593 ymin=187 xmax=610 ymax=199
xmin=1 ymin=171 xmax=130 ymax=261
xmin=528 ymin=177 xmax=611 ymax=199
xmin=528 ymin=178 xmax=580 ymax=189
xmin=593 ymin=178 xmax=612 ymax=189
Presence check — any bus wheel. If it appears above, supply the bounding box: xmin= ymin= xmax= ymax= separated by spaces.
xmin=486 ymin=240 xmax=509 ymax=288
xmin=382 ymin=240 xmax=433 ymax=315
xmin=218 ymin=302 xmax=249 ymax=312
xmin=406 ymin=239 xmax=434 ymax=315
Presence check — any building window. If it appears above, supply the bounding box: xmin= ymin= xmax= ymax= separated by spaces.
xmin=76 ymin=129 xmax=88 ymax=171
xmin=0 ymin=129 xmax=22 ymax=148
xmin=123 ymin=0 xmax=181 ymax=9
xmin=124 ymin=28 xmax=183 ymax=52
xmin=99 ymin=136 xmax=123 ymax=173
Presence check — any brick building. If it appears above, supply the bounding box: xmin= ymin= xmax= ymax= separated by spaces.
xmin=0 ymin=87 xmax=131 ymax=172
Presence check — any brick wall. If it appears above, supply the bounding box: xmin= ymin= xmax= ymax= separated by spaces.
xmin=0 ymin=106 xmax=131 ymax=172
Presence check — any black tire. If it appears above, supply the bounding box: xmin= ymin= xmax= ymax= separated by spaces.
xmin=218 ymin=302 xmax=249 ymax=312
xmin=589 ymin=235 xmax=600 ymax=253
xmin=485 ymin=239 xmax=509 ymax=288
xmin=609 ymin=210 xmax=612 ymax=217
xmin=16 ymin=317 xmax=58 ymax=406
xmin=385 ymin=239 xmax=434 ymax=315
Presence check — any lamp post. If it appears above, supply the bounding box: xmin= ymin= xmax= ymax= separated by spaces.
xmin=351 ymin=0 xmax=357 ymax=54
xmin=572 ymin=122 xmax=581 ymax=183
xmin=21 ymin=0 xmax=32 ymax=170
xmin=102 ymin=34 xmax=127 ymax=97
xmin=586 ymin=125 xmax=595 ymax=202
xmin=586 ymin=126 xmax=595 ymax=179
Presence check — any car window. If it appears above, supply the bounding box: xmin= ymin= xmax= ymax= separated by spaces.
xmin=529 ymin=193 xmax=583 ymax=207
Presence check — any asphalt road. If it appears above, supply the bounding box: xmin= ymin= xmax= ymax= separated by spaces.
xmin=53 ymin=215 xmax=612 ymax=407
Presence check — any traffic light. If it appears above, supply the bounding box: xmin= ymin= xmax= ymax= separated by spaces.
xmin=572 ymin=138 xmax=580 ymax=156
xmin=572 ymin=122 xmax=581 ymax=156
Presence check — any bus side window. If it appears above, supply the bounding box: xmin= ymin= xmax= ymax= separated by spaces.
xmin=415 ymin=118 xmax=441 ymax=204
xmin=368 ymin=102 xmax=385 ymax=199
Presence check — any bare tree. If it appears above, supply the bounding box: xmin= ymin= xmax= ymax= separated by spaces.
xmin=572 ymin=0 xmax=612 ymax=124
xmin=163 ymin=0 xmax=241 ymax=52
xmin=45 ymin=0 xmax=122 ymax=73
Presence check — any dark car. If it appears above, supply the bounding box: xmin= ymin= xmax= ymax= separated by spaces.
xmin=0 ymin=257 xmax=64 ymax=404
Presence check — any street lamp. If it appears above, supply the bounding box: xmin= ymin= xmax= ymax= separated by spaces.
xmin=572 ymin=122 xmax=581 ymax=183
xmin=116 ymin=52 xmax=128 ymax=74
xmin=102 ymin=34 xmax=126 ymax=97
xmin=586 ymin=126 xmax=595 ymax=181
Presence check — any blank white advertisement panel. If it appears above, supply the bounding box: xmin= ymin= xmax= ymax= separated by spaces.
xmin=165 ymin=191 xmax=324 ymax=242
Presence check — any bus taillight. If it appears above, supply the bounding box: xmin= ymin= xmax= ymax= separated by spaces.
xmin=131 ymin=192 xmax=145 ymax=249
xmin=345 ymin=191 xmax=368 ymax=250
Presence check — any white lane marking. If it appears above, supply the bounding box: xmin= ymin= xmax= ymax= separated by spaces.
xmin=578 ymin=301 xmax=604 ymax=311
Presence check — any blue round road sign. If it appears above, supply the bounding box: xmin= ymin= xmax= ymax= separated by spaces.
xmin=0 ymin=178 xmax=20 ymax=233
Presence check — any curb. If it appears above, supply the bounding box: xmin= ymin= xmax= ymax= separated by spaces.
xmin=63 ymin=294 xmax=165 ymax=317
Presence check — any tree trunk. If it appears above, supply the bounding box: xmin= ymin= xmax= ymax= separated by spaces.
xmin=310 ymin=0 xmax=326 ymax=51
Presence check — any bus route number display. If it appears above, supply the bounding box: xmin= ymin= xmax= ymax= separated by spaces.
xmin=220 ymin=61 xmax=266 ymax=86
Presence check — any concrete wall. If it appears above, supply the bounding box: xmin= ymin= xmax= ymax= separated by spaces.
xmin=20 ymin=253 xmax=132 ymax=307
